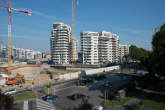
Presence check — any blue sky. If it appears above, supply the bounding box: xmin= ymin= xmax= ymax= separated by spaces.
xmin=0 ymin=0 xmax=165 ymax=52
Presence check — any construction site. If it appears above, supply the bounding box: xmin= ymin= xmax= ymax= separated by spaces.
xmin=0 ymin=0 xmax=81 ymax=90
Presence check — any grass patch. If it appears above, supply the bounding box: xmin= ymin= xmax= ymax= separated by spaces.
xmin=129 ymin=101 xmax=143 ymax=110
xmin=115 ymin=68 xmax=132 ymax=73
xmin=104 ymin=79 xmax=142 ymax=106
xmin=121 ymin=68 xmax=132 ymax=73
xmin=142 ymin=93 xmax=165 ymax=110
xmin=104 ymin=96 xmax=132 ymax=106
xmin=13 ymin=91 xmax=36 ymax=101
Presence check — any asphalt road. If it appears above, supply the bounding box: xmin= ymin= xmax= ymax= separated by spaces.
xmin=51 ymin=73 xmax=131 ymax=110
xmin=15 ymin=72 xmax=132 ymax=110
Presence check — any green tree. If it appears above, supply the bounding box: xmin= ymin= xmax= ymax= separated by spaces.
xmin=77 ymin=99 xmax=93 ymax=110
xmin=150 ymin=24 xmax=165 ymax=78
xmin=129 ymin=45 xmax=139 ymax=60
xmin=129 ymin=45 xmax=151 ymax=62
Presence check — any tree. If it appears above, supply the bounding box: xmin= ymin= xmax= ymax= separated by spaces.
xmin=129 ymin=45 xmax=151 ymax=63
xmin=150 ymin=24 xmax=165 ymax=79
xmin=77 ymin=99 xmax=93 ymax=110
xmin=129 ymin=45 xmax=140 ymax=60
xmin=0 ymin=90 xmax=16 ymax=110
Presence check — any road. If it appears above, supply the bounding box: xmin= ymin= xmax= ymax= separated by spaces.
xmin=51 ymin=73 xmax=131 ymax=110
xmin=15 ymin=72 xmax=131 ymax=110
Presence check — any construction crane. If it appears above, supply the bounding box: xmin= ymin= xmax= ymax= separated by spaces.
xmin=0 ymin=0 xmax=31 ymax=75
xmin=71 ymin=0 xmax=78 ymax=70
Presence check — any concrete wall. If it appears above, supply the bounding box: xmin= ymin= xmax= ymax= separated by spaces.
xmin=58 ymin=65 xmax=120 ymax=80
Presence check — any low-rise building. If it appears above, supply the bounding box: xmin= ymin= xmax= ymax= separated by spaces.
xmin=119 ymin=44 xmax=130 ymax=62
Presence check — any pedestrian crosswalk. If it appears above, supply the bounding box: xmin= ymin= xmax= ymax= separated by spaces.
xmin=23 ymin=101 xmax=28 ymax=110
xmin=36 ymin=99 xmax=56 ymax=110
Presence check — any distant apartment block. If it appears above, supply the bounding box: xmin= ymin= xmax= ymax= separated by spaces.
xmin=50 ymin=22 xmax=78 ymax=65
xmin=81 ymin=31 xmax=120 ymax=65
xmin=119 ymin=44 xmax=130 ymax=62
xmin=0 ymin=46 xmax=42 ymax=61
xmin=42 ymin=52 xmax=51 ymax=60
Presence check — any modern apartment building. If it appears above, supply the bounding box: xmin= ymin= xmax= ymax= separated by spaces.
xmin=25 ymin=49 xmax=41 ymax=59
xmin=119 ymin=44 xmax=130 ymax=62
xmin=111 ymin=33 xmax=119 ymax=63
xmin=81 ymin=31 xmax=99 ymax=65
xmin=50 ymin=22 xmax=77 ymax=65
xmin=81 ymin=31 xmax=120 ymax=65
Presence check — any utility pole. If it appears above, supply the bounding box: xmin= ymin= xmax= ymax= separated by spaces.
xmin=0 ymin=0 xmax=31 ymax=75
xmin=48 ymin=78 xmax=50 ymax=94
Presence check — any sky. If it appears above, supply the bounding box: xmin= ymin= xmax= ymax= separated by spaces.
xmin=0 ymin=0 xmax=165 ymax=52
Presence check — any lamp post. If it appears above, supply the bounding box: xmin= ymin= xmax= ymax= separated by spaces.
xmin=48 ymin=78 xmax=51 ymax=95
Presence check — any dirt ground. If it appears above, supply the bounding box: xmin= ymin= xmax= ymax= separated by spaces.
xmin=10 ymin=64 xmax=72 ymax=79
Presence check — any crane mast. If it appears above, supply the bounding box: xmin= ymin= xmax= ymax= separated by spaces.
xmin=72 ymin=0 xmax=75 ymax=69
xmin=0 ymin=0 xmax=31 ymax=75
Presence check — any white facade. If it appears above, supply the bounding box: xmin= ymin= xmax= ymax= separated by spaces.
xmin=98 ymin=31 xmax=112 ymax=63
xmin=81 ymin=31 xmax=99 ymax=65
xmin=111 ymin=34 xmax=119 ymax=62
xmin=12 ymin=46 xmax=26 ymax=59
xmin=25 ymin=49 xmax=41 ymax=59
xmin=50 ymin=22 xmax=72 ymax=65
xmin=81 ymin=31 xmax=120 ymax=65
xmin=0 ymin=46 xmax=42 ymax=60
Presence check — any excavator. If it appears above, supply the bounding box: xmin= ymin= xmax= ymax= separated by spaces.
xmin=7 ymin=73 xmax=25 ymax=85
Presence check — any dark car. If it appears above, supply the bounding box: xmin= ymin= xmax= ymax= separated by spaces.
xmin=42 ymin=94 xmax=58 ymax=101
xmin=103 ymin=81 xmax=112 ymax=87
xmin=70 ymin=93 xmax=89 ymax=100
xmin=3 ymin=88 xmax=16 ymax=95
xmin=77 ymin=79 xmax=91 ymax=86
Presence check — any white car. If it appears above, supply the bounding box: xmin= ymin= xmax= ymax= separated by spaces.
xmin=93 ymin=106 xmax=104 ymax=110
xmin=4 ymin=88 xmax=16 ymax=95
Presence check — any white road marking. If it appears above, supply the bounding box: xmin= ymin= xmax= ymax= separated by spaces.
xmin=23 ymin=101 xmax=28 ymax=110
xmin=54 ymin=86 xmax=76 ymax=92
xmin=36 ymin=99 xmax=56 ymax=110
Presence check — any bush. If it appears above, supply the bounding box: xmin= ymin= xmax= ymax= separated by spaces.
xmin=128 ymin=102 xmax=143 ymax=110
xmin=77 ymin=99 xmax=93 ymax=110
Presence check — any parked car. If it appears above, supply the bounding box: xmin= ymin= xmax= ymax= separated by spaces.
xmin=102 ymin=81 xmax=112 ymax=87
xmin=42 ymin=94 xmax=58 ymax=101
xmin=70 ymin=93 xmax=89 ymax=100
xmin=3 ymin=88 xmax=16 ymax=95
xmin=93 ymin=106 xmax=104 ymax=110
xmin=77 ymin=79 xmax=92 ymax=86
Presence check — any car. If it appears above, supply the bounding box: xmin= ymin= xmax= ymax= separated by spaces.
xmin=42 ymin=94 xmax=58 ymax=101
xmin=93 ymin=106 xmax=104 ymax=110
xmin=77 ymin=79 xmax=88 ymax=86
xmin=70 ymin=93 xmax=89 ymax=100
xmin=102 ymin=81 xmax=112 ymax=87
xmin=3 ymin=88 xmax=16 ymax=95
